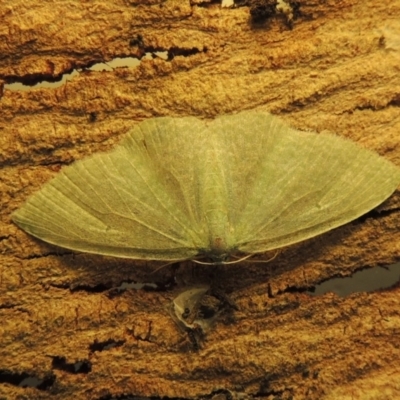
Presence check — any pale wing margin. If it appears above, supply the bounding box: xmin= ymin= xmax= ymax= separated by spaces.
xmin=233 ymin=113 xmax=400 ymax=253
xmin=12 ymin=120 xmax=209 ymax=260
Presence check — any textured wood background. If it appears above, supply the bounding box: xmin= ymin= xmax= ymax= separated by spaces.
xmin=1 ymin=0 xmax=400 ymax=399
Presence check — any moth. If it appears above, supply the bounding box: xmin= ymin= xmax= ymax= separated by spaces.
xmin=12 ymin=111 xmax=400 ymax=263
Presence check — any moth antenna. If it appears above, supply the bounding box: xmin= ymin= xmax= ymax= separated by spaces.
xmin=240 ymin=250 xmax=280 ymax=264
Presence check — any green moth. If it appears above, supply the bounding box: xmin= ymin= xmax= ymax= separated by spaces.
xmin=12 ymin=111 xmax=400 ymax=262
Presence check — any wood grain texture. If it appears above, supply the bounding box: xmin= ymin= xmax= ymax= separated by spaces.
xmin=1 ymin=0 xmax=400 ymax=399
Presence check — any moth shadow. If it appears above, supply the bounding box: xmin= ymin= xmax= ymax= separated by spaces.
xmin=51 ymin=222 xmax=356 ymax=298
xmin=162 ymin=224 xmax=355 ymax=294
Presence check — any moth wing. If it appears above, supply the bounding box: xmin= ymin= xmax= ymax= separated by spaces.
xmin=12 ymin=117 xmax=211 ymax=260
xmin=225 ymin=112 xmax=400 ymax=253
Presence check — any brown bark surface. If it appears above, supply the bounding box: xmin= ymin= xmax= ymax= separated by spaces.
xmin=1 ymin=0 xmax=400 ymax=399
